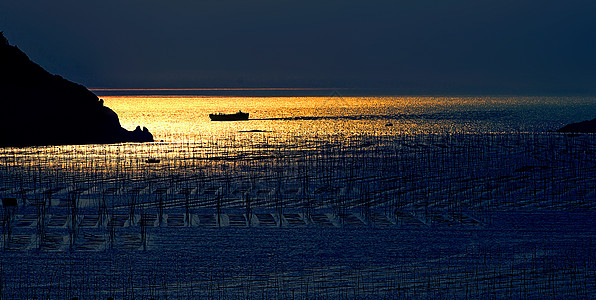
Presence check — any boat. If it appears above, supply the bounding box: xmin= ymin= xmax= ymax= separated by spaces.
xmin=209 ymin=111 xmax=249 ymax=121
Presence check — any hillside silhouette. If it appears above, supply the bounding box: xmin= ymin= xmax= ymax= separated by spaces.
xmin=0 ymin=32 xmax=153 ymax=146
xmin=557 ymin=118 xmax=596 ymax=133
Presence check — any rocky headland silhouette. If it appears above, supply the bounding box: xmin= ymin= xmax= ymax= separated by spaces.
xmin=0 ymin=32 xmax=153 ymax=146
xmin=557 ymin=118 xmax=596 ymax=133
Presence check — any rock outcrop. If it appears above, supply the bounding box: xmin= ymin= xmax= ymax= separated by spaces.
xmin=0 ymin=32 xmax=153 ymax=146
xmin=556 ymin=118 xmax=596 ymax=133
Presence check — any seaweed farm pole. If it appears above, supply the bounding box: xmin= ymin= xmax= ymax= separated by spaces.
xmin=1 ymin=198 xmax=16 ymax=251
xmin=99 ymin=191 xmax=107 ymax=227
xmin=140 ymin=211 xmax=148 ymax=251
xmin=108 ymin=206 xmax=115 ymax=250
xmin=129 ymin=189 xmax=139 ymax=225
xmin=183 ymin=188 xmax=191 ymax=227
xmin=245 ymin=191 xmax=252 ymax=227
xmin=360 ymin=183 xmax=372 ymax=226
xmin=157 ymin=189 xmax=165 ymax=227
xmin=275 ymin=176 xmax=284 ymax=225
xmin=216 ymin=190 xmax=222 ymax=227
xmin=35 ymin=195 xmax=47 ymax=250
xmin=68 ymin=190 xmax=79 ymax=250
xmin=300 ymin=164 xmax=312 ymax=221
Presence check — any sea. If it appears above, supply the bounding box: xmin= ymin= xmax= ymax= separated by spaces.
xmin=102 ymin=91 xmax=595 ymax=141
xmin=0 ymin=90 xmax=595 ymax=298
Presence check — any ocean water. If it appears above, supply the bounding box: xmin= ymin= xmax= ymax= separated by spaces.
xmin=1 ymin=93 xmax=595 ymax=298
xmin=104 ymin=94 xmax=595 ymax=140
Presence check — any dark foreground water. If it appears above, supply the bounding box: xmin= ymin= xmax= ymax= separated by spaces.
xmin=1 ymin=94 xmax=595 ymax=298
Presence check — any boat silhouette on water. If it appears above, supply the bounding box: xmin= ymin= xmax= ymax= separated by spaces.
xmin=209 ymin=111 xmax=249 ymax=121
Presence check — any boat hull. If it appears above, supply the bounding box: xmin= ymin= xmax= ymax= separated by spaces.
xmin=209 ymin=112 xmax=249 ymax=121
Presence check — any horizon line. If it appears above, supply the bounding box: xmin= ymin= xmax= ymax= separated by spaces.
xmin=89 ymin=87 xmax=351 ymax=92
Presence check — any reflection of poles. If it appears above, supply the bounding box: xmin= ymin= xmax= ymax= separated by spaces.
xmin=108 ymin=204 xmax=115 ymax=250
xmin=140 ymin=211 xmax=148 ymax=251
xmin=129 ymin=190 xmax=138 ymax=224
xmin=36 ymin=189 xmax=55 ymax=250
xmin=216 ymin=191 xmax=222 ymax=227
xmin=244 ymin=192 xmax=251 ymax=227
xmin=104 ymin=189 xmax=115 ymax=250
xmin=275 ymin=181 xmax=283 ymax=227
xmin=68 ymin=191 xmax=79 ymax=250
xmin=99 ymin=193 xmax=106 ymax=227
xmin=44 ymin=188 xmax=52 ymax=208
xmin=108 ymin=196 xmax=116 ymax=249
xmin=183 ymin=188 xmax=191 ymax=227
xmin=2 ymin=198 xmax=17 ymax=250
xmin=18 ymin=180 xmax=27 ymax=208
xmin=156 ymin=189 xmax=165 ymax=227
xmin=360 ymin=184 xmax=372 ymax=226
xmin=301 ymin=168 xmax=312 ymax=221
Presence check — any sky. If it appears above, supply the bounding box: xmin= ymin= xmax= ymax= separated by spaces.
xmin=1 ymin=0 xmax=596 ymax=94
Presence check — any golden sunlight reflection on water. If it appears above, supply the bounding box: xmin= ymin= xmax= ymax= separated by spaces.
xmin=103 ymin=95 xmax=594 ymax=142
xmin=104 ymin=96 xmax=399 ymax=141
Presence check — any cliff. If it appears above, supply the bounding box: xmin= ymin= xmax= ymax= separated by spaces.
xmin=0 ymin=32 xmax=153 ymax=146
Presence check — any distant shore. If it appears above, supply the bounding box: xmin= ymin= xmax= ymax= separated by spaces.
xmin=90 ymin=87 xmax=596 ymax=97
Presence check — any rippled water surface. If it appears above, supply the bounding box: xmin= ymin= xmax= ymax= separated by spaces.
xmin=104 ymin=95 xmax=596 ymax=141
xmin=1 ymin=93 xmax=595 ymax=298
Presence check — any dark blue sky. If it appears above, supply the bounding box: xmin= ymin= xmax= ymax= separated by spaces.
xmin=2 ymin=0 xmax=596 ymax=93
